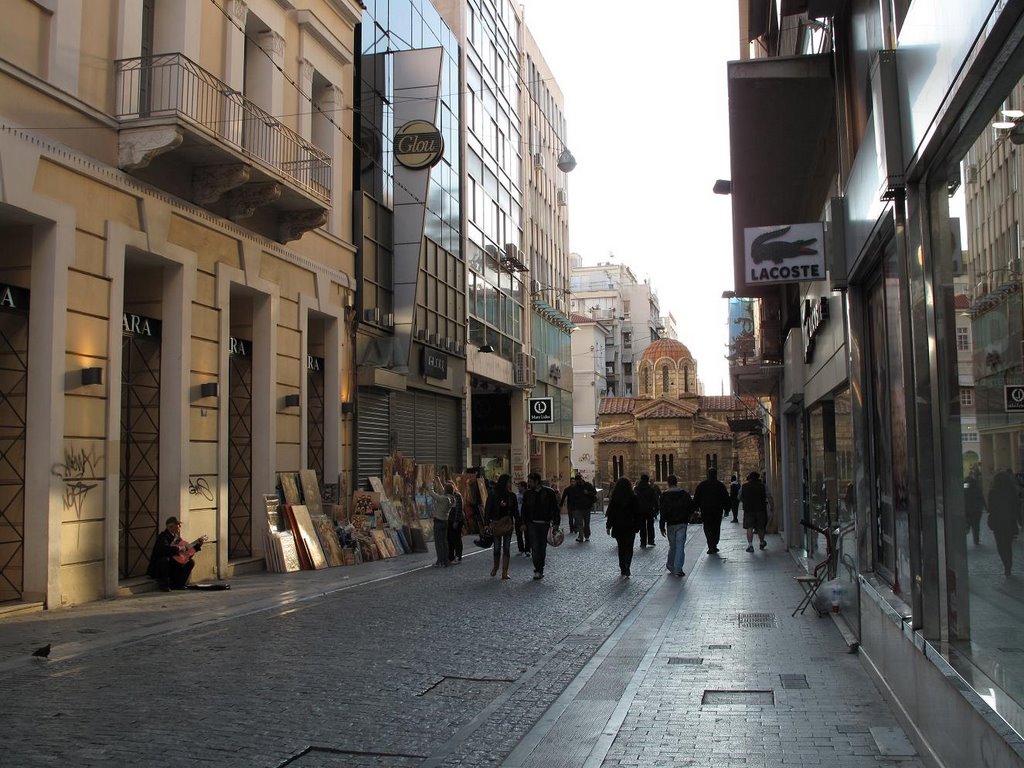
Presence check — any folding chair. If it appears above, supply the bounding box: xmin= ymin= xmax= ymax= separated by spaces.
xmin=792 ymin=520 xmax=836 ymax=617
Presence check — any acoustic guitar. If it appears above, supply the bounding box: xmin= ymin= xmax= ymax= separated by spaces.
xmin=172 ymin=534 xmax=208 ymax=565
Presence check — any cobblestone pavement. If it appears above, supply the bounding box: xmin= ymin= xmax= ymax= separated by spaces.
xmin=0 ymin=521 xmax=925 ymax=768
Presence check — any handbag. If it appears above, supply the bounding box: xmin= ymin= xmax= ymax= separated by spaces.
xmin=547 ymin=526 xmax=565 ymax=547
xmin=688 ymin=509 xmax=703 ymax=525
xmin=490 ymin=516 xmax=514 ymax=536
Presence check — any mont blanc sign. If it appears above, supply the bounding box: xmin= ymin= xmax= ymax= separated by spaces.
xmin=744 ymin=223 xmax=826 ymax=286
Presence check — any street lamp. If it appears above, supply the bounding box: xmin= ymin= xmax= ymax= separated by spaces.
xmin=557 ymin=149 xmax=577 ymax=173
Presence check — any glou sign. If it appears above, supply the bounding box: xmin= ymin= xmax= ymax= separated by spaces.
xmin=394 ymin=120 xmax=444 ymax=170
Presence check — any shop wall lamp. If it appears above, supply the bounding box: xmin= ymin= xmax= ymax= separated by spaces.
xmin=713 ymin=179 xmax=733 ymax=195
xmin=197 ymin=382 xmax=218 ymax=399
xmin=341 ymin=402 xmax=355 ymax=415
xmin=283 ymin=393 xmax=300 ymax=408
xmin=77 ymin=367 xmax=103 ymax=387
xmin=478 ymin=344 xmax=495 ymax=353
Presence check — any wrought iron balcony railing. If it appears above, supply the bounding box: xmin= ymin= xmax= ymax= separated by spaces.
xmin=115 ymin=54 xmax=331 ymax=203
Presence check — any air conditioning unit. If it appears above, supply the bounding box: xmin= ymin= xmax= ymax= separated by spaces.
xmin=530 ymin=278 xmax=541 ymax=295
xmin=416 ymin=329 xmax=428 ymax=341
xmin=556 ymin=188 xmax=567 ymax=206
xmin=965 ymin=164 xmax=978 ymax=184
xmin=382 ymin=313 xmax=394 ymax=328
xmin=504 ymin=242 xmax=522 ymax=262
xmin=444 ymin=337 xmax=455 ymax=351
xmin=484 ymin=243 xmax=500 ymax=258
xmin=549 ymin=363 xmax=562 ymax=379
xmin=363 ymin=308 xmax=380 ymax=324
xmin=429 ymin=333 xmax=441 ymax=346
xmin=454 ymin=341 xmax=464 ymax=355
xmin=532 ymin=152 xmax=544 ymax=169
xmin=513 ymin=352 xmax=536 ymax=388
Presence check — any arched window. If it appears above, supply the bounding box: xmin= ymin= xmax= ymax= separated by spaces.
xmin=642 ymin=366 xmax=650 ymax=395
xmin=669 ymin=454 xmax=675 ymax=476
xmin=613 ymin=455 xmax=625 ymax=480
xmin=683 ymin=365 xmax=690 ymax=393
xmin=662 ymin=365 xmax=669 ymax=393
xmin=659 ymin=454 xmax=669 ymax=481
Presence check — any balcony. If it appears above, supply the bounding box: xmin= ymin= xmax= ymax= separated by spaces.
xmin=115 ymin=54 xmax=330 ymax=243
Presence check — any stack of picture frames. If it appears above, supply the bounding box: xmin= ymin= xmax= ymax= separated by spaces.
xmin=273 ymin=470 xmax=347 ymax=570
xmin=263 ymin=494 xmax=301 ymax=573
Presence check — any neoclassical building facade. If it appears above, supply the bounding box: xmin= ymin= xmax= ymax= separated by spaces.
xmin=594 ymin=339 xmax=761 ymax=491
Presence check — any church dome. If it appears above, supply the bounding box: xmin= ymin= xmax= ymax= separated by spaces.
xmin=641 ymin=338 xmax=692 ymax=363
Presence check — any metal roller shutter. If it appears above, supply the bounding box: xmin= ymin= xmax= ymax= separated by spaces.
xmin=393 ymin=390 xmax=417 ymax=459
xmin=357 ymin=390 xmax=391 ymax=490
xmin=414 ymin=391 xmax=438 ymax=465
xmin=434 ymin=395 xmax=460 ymax=474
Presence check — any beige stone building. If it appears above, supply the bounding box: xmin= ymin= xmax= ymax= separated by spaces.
xmin=0 ymin=0 xmax=360 ymax=608
xmin=594 ymin=339 xmax=761 ymax=491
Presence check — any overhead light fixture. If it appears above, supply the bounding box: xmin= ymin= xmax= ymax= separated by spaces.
xmin=713 ymin=179 xmax=733 ymax=195
xmin=78 ymin=367 xmax=103 ymax=387
xmin=993 ymin=120 xmax=1016 ymax=130
xmin=1002 ymin=109 xmax=1024 ymax=119
xmin=478 ymin=344 xmax=495 ymax=353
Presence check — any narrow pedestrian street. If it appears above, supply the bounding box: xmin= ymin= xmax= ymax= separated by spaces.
xmin=0 ymin=522 xmax=923 ymax=768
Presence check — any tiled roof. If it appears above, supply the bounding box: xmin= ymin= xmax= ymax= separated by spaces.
xmin=598 ymin=434 xmax=636 ymax=443
xmin=639 ymin=402 xmax=691 ymax=419
xmin=700 ymin=395 xmax=759 ymax=411
xmin=570 ymin=312 xmax=595 ymax=324
xmin=599 ymin=396 xmax=635 ymax=415
xmin=640 ymin=337 xmax=692 ymax=363
xmin=954 ymin=294 xmax=970 ymax=310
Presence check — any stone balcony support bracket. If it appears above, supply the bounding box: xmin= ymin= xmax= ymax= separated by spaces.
xmin=193 ymin=164 xmax=252 ymax=205
xmin=118 ymin=126 xmax=184 ymax=170
xmin=226 ymin=182 xmax=282 ymax=220
xmin=277 ymin=209 xmax=327 ymax=243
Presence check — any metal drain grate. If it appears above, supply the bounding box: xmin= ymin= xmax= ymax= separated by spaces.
xmin=738 ymin=612 xmax=778 ymax=628
xmin=779 ymin=674 xmax=809 ymax=689
xmin=702 ymin=689 xmax=775 ymax=705
xmin=668 ymin=657 xmax=704 ymax=665
xmin=416 ymin=675 xmax=513 ymax=698
xmin=707 ymin=644 xmax=732 ymax=650
xmin=278 ymin=746 xmax=426 ymax=767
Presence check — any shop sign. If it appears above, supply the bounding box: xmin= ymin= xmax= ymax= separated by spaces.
xmin=802 ymin=297 xmax=829 ymax=363
xmin=229 ymin=337 xmax=251 ymax=358
xmin=528 ymin=397 xmax=554 ymax=424
xmin=307 ymin=355 xmax=324 ymax=372
xmin=394 ymin=120 xmax=444 ymax=169
xmin=0 ymin=284 xmax=29 ymax=312
xmin=422 ymin=348 xmax=448 ymax=379
xmin=744 ymin=223 xmax=826 ymax=286
xmin=1005 ymin=385 xmax=1024 ymax=412
xmin=122 ymin=312 xmax=161 ymax=338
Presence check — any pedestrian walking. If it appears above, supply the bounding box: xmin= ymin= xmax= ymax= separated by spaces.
xmin=634 ymin=474 xmax=660 ymax=548
xmin=987 ymin=468 xmax=1020 ymax=576
xmin=658 ymin=475 xmax=693 ymax=576
xmin=428 ymin=478 xmax=453 ymax=567
xmin=521 ymin=472 xmax=560 ymax=580
xmin=964 ymin=465 xmax=985 ymax=546
xmin=606 ymin=477 xmax=641 ymax=577
xmin=447 ymin=483 xmax=465 ymax=563
xmin=729 ymin=474 xmax=741 ymax=522
xmin=514 ymin=480 xmax=530 ymax=556
xmin=484 ymin=474 xmax=520 ymax=579
xmin=693 ymin=467 xmax=731 ymax=554
xmin=740 ymin=471 xmax=769 ymax=552
xmin=561 ymin=473 xmax=598 ymax=542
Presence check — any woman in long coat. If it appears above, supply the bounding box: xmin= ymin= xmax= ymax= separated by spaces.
xmin=988 ymin=468 xmax=1021 ymax=576
xmin=606 ymin=477 xmax=641 ymax=577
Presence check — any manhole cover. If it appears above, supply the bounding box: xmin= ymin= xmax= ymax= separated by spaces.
xmin=738 ymin=612 xmax=777 ymax=628
xmin=779 ymin=674 xmax=809 ymax=689
xmin=702 ymin=689 xmax=775 ymax=705
xmin=707 ymin=644 xmax=732 ymax=650
xmin=668 ymin=657 xmax=704 ymax=665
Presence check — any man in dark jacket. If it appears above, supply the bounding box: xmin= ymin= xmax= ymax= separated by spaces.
xmin=693 ymin=468 xmax=731 ymax=554
xmin=561 ymin=474 xmax=598 ymax=543
xmin=147 ymin=516 xmax=203 ymax=591
xmin=741 ymin=471 xmax=770 ymax=552
xmin=521 ymin=472 xmax=561 ymax=579
xmin=729 ymin=474 xmax=741 ymax=522
xmin=634 ymin=474 xmax=661 ymax=548
xmin=658 ymin=475 xmax=692 ymax=576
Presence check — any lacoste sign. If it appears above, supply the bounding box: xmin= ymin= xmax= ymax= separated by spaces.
xmin=744 ymin=223 xmax=827 ymax=286
xmin=394 ymin=120 xmax=444 ymax=170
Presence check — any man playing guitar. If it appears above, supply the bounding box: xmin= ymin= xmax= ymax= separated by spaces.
xmin=147 ymin=516 xmax=207 ymax=591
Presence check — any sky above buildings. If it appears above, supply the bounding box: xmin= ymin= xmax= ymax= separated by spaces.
xmin=523 ymin=1 xmax=740 ymax=394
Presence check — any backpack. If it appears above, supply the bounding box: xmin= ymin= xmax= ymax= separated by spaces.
xmin=449 ymin=493 xmax=465 ymax=527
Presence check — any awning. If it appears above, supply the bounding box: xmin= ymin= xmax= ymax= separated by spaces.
xmin=727 ymin=54 xmax=837 ymax=297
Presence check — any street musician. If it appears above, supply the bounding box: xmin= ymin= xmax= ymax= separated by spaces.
xmin=147 ymin=516 xmax=206 ymax=591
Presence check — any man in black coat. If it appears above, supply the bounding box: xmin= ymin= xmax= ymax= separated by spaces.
xmin=521 ymin=472 xmax=561 ymax=580
xmin=729 ymin=474 xmax=741 ymax=522
xmin=561 ymin=474 xmax=598 ymax=543
xmin=147 ymin=516 xmax=202 ymax=591
xmin=741 ymin=471 xmax=770 ymax=552
xmin=693 ymin=468 xmax=731 ymax=554
xmin=634 ymin=474 xmax=661 ymax=548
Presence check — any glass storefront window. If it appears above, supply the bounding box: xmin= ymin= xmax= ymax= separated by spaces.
xmin=935 ymin=73 xmax=1024 ymax=706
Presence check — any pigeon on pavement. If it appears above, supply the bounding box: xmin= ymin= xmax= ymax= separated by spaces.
xmin=31 ymin=643 xmax=51 ymax=659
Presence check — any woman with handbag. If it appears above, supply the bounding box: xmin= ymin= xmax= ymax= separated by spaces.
xmin=485 ymin=474 xmax=520 ymax=579
xmin=605 ymin=477 xmax=641 ymax=577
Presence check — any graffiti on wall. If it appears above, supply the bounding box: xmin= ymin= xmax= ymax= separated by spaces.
xmin=52 ymin=444 xmax=102 ymax=518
